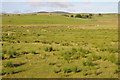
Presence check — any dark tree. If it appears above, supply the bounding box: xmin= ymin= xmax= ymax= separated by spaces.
xmin=85 ymin=15 xmax=89 ymax=18
xmin=18 ymin=14 xmax=20 ymax=16
xmin=75 ymin=14 xmax=82 ymax=18
xmin=32 ymin=14 xmax=37 ymax=15
xmin=82 ymin=15 xmax=91 ymax=19
xmin=98 ymin=13 xmax=102 ymax=16
xmin=89 ymin=14 xmax=93 ymax=16
xmin=62 ymin=14 xmax=69 ymax=17
xmin=71 ymin=15 xmax=74 ymax=17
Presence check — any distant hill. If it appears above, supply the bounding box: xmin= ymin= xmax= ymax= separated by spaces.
xmin=37 ymin=11 xmax=49 ymax=13
xmin=36 ymin=11 xmax=70 ymax=14
xmin=50 ymin=11 xmax=70 ymax=14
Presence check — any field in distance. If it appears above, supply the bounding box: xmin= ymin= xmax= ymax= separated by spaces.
xmin=2 ymin=13 xmax=117 ymax=28
xmin=1 ymin=13 xmax=119 ymax=78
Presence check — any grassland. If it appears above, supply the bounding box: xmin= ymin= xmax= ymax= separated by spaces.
xmin=2 ymin=13 xmax=117 ymax=27
xmin=1 ymin=13 xmax=118 ymax=78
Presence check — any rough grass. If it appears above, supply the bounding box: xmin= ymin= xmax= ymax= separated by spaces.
xmin=1 ymin=14 xmax=118 ymax=78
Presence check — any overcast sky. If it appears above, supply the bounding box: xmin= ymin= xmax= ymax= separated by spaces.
xmin=1 ymin=0 xmax=119 ymax=13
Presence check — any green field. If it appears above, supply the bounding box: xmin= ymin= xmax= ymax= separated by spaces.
xmin=2 ymin=13 xmax=117 ymax=27
xmin=1 ymin=13 xmax=119 ymax=78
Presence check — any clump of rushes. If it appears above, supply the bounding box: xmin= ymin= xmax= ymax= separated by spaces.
xmin=31 ymin=51 xmax=40 ymax=54
xmin=107 ymin=54 xmax=118 ymax=65
xmin=4 ymin=61 xmax=14 ymax=67
xmin=62 ymin=67 xmax=72 ymax=73
xmin=61 ymin=42 xmax=70 ymax=46
xmin=114 ymin=69 xmax=119 ymax=74
xmin=79 ymin=52 xmax=86 ymax=58
xmin=83 ymin=72 xmax=92 ymax=76
xmin=71 ymin=66 xmax=81 ymax=73
xmin=61 ymin=48 xmax=80 ymax=62
xmin=3 ymin=49 xmax=18 ymax=59
xmin=5 ymin=68 xmax=15 ymax=75
xmin=53 ymin=68 xmax=61 ymax=73
xmin=22 ymin=51 xmax=29 ymax=54
xmin=82 ymin=60 xmax=94 ymax=66
xmin=49 ymin=62 xmax=56 ymax=65
xmin=79 ymin=47 xmax=91 ymax=54
xmin=43 ymin=46 xmax=54 ymax=52
xmin=61 ymin=47 xmax=91 ymax=60
xmin=94 ymin=71 xmax=102 ymax=76
xmin=72 ymin=54 xmax=80 ymax=59
xmin=83 ymin=72 xmax=88 ymax=76
xmin=88 ymin=54 xmax=101 ymax=61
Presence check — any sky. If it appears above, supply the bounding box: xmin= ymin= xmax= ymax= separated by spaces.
xmin=1 ymin=0 xmax=120 ymax=2
xmin=1 ymin=0 xmax=119 ymax=14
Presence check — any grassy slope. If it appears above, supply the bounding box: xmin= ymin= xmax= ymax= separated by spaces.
xmin=2 ymin=14 xmax=118 ymax=78
xmin=2 ymin=14 xmax=117 ymax=27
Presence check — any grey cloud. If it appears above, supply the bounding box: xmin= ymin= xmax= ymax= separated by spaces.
xmin=49 ymin=2 xmax=73 ymax=8
xmin=30 ymin=2 xmax=73 ymax=8
xmin=13 ymin=10 xmax=21 ymax=14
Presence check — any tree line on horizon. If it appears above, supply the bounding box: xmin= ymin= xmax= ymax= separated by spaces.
xmin=63 ymin=13 xmax=102 ymax=19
